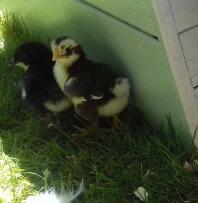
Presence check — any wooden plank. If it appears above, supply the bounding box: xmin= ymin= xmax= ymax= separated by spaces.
xmin=179 ymin=26 xmax=198 ymax=62
xmin=194 ymin=88 xmax=198 ymax=99
xmin=153 ymin=0 xmax=198 ymax=145
xmin=186 ymin=58 xmax=198 ymax=82
xmin=169 ymin=0 xmax=198 ymax=33
xmin=191 ymin=75 xmax=198 ymax=87
xmin=82 ymin=0 xmax=157 ymax=36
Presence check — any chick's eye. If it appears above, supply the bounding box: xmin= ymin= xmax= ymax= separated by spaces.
xmin=61 ymin=45 xmax=65 ymax=49
xmin=66 ymin=47 xmax=73 ymax=54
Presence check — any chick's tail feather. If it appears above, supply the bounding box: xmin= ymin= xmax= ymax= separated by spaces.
xmin=112 ymin=77 xmax=130 ymax=97
xmin=61 ymin=180 xmax=84 ymax=203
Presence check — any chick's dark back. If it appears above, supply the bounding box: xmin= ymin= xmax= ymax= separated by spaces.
xmin=68 ymin=59 xmax=119 ymax=100
xmin=17 ymin=42 xmax=65 ymax=109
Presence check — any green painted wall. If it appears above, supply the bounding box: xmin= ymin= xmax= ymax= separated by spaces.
xmin=82 ymin=0 xmax=157 ymax=36
xmin=0 ymin=0 xmax=190 ymax=136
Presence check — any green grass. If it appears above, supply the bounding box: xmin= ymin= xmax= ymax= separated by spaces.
xmin=0 ymin=13 xmax=198 ymax=203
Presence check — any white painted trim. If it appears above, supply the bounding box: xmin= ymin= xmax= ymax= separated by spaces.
xmin=152 ymin=0 xmax=198 ymax=146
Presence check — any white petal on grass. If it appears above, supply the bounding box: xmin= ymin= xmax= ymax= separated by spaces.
xmin=183 ymin=161 xmax=193 ymax=172
xmin=144 ymin=170 xmax=155 ymax=177
xmin=134 ymin=187 xmax=148 ymax=201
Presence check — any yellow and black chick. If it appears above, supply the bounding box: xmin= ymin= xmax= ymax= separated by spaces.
xmin=51 ymin=36 xmax=130 ymax=127
xmin=12 ymin=41 xmax=72 ymax=117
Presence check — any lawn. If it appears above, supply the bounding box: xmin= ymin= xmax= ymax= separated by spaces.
xmin=0 ymin=13 xmax=198 ymax=203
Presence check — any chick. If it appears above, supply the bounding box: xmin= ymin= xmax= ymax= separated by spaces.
xmin=51 ymin=36 xmax=130 ymax=127
xmin=25 ymin=180 xmax=84 ymax=203
xmin=12 ymin=41 xmax=72 ymax=117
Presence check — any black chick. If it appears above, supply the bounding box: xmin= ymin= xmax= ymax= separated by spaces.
xmin=12 ymin=41 xmax=72 ymax=117
xmin=51 ymin=37 xmax=131 ymax=127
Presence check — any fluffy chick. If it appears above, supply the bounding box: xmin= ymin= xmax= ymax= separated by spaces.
xmin=51 ymin=36 xmax=130 ymax=126
xmin=12 ymin=41 xmax=72 ymax=115
xmin=25 ymin=180 xmax=84 ymax=203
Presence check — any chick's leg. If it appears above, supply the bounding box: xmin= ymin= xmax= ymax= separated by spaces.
xmin=75 ymin=102 xmax=99 ymax=127
xmin=112 ymin=115 xmax=121 ymax=129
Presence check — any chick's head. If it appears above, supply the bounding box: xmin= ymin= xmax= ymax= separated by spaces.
xmin=51 ymin=36 xmax=83 ymax=66
xmin=12 ymin=42 xmax=52 ymax=71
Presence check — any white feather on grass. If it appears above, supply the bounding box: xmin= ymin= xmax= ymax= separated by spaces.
xmin=25 ymin=180 xmax=84 ymax=203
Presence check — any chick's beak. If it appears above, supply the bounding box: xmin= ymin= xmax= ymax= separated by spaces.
xmin=52 ymin=48 xmax=60 ymax=61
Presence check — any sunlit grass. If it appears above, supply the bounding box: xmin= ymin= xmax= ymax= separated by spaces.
xmin=0 ymin=11 xmax=42 ymax=60
xmin=0 ymin=12 xmax=197 ymax=203
xmin=0 ymin=10 xmax=4 ymax=50
xmin=0 ymin=149 xmax=35 ymax=203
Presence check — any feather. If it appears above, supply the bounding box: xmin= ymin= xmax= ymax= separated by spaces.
xmin=25 ymin=180 xmax=84 ymax=203
xmin=91 ymin=94 xmax=103 ymax=100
